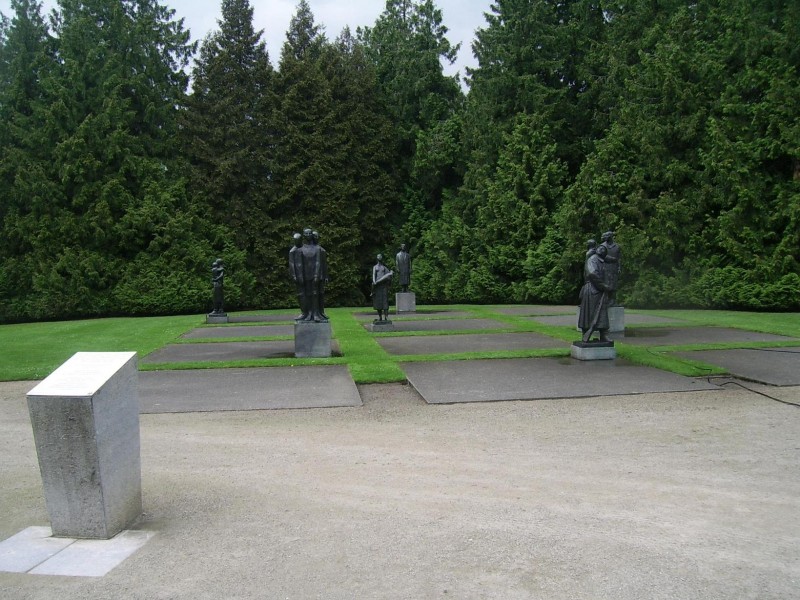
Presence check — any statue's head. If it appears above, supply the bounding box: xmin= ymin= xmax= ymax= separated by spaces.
xmin=601 ymin=231 xmax=614 ymax=242
xmin=302 ymin=228 xmax=313 ymax=241
xmin=400 ymin=243 xmax=406 ymax=251
xmin=312 ymin=230 xmax=320 ymax=243
xmin=377 ymin=254 xmax=383 ymax=262
xmin=596 ymin=245 xmax=608 ymax=258
xmin=213 ymin=258 xmax=222 ymax=266
xmin=293 ymin=233 xmax=302 ymax=247
xmin=587 ymin=239 xmax=596 ymax=250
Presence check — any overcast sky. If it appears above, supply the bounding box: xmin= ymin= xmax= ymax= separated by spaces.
xmin=1 ymin=0 xmax=491 ymax=82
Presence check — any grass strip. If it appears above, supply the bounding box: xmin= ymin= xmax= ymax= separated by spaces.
xmin=0 ymin=314 xmax=201 ymax=380
xmin=329 ymin=308 xmax=406 ymax=384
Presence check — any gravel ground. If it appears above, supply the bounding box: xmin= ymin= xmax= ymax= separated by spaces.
xmin=1 ymin=380 xmax=799 ymax=599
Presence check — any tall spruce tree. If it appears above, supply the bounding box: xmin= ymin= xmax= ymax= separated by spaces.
xmin=0 ymin=0 xmax=55 ymax=318
xmin=183 ymin=0 xmax=276 ymax=306
xmin=1 ymin=0 xmax=221 ymax=320
xmin=359 ymin=0 xmax=463 ymax=243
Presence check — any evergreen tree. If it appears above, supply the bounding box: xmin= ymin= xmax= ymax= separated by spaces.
xmin=183 ymin=0 xmax=276 ymax=306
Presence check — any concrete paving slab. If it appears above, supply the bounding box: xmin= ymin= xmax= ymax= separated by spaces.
xmin=30 ymin=530 xmax=155 ymax=577
xmin=0 ymin=527 xmax=73 ymax=573
xmin=182 ymin=325 xmax=294 ymax=339
xmin=673 ymin=347 xmax=800 ymax=386
xmin=0 ymin=527 xmax=154 ymax=577
xmin=353 ymin=310 xmax=472 ymax=320
xmin=377 ymin=332 xmax=567 ymax=355
xmin=529 ymin=313 xmax=685 ymax=327
xmin=142 ymin=341 xmax=298 ymax=363
xmin=139 ymin=366 xmax=361 ymax=413
xmin=364 ymin=318 xmax=505 ymax=332
xmin=229 ymin=313 xmax=296 ymax=323
xmin=622 ymin=326 xmax=797 ymax=346
xmin=402 ymin=357 xmax=719 ymax=404
xmin=492 ymin=305 xmax=576 ymax=316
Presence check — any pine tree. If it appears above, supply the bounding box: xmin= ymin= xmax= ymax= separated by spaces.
xmin=183 ymin=0 xmax=277 ymax=306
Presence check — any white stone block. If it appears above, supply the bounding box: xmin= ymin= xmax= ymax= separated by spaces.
xmin=27 ymin=352 xmax=141 ymax=539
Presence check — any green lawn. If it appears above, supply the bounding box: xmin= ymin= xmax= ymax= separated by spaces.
xmin=1 ymin=306 xmax=798 ymax=383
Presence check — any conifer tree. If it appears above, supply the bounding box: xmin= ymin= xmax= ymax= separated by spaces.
xmin=183 ymin=0 xmax=277 ymax=306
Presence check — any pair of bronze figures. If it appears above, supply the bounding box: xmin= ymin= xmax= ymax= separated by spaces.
xmin=578 ymin=231 xmax=621 ymax=343
xmin=289 ymin=228 xmax=329 ymax=322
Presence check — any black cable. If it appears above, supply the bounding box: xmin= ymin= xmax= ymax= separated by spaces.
xmin=713 ymin=378 xmax=800 ymax=408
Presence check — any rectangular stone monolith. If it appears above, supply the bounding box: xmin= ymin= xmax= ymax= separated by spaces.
xmin=395 ymin=292 xmax=416 ymax=313
xmin=294 ymin=321 xmax=332 ymax=358
xmin=27 ymin=352 xmax=141 ymax=539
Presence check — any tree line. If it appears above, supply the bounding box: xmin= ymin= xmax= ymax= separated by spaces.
xmin=0 ymin=0 xmax=797 ymax=323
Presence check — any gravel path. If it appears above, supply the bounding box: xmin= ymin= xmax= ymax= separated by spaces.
xmin=2 ymin=380 xmax=799 ymax=599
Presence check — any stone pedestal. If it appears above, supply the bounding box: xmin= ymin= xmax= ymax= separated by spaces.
xmin=27 ymin=352 xmax=141 ymax=539
xmin=369 ymin=320 xmax=395 ymax=333
xmin=294 ymin=321 xmax=332 ymax=358
xmin=570 ymin=341 xmax=616 ymax=361
xmin=608 ymin=305 xmax=625 ymax=333
xmin=575 ymin=305 xmax=625 ymax=334
xmin=395 ymin=292 xmax=416 ymax=314
xmin=206 ymin=313 xmax=228 ymax=324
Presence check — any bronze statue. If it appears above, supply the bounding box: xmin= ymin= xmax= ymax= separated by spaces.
xmin=210 ymin=258 xmax=225 ymax=315
xmin=288 ymin=233 xmax=305 ymax=320
xmin=600 ymin=231 xmax=621 ymax=305
xmin=289 ymin=228 xmax=328 ymax=322
xmin=578 ymin=244 xmax=610 ymax=342
xmin=395 ymin=244 xmax=411 ymax=293
xmin=312 ymin=230 xmax=329 ymax=320
xmin=372 ymin=254 xmax=393 ymax=322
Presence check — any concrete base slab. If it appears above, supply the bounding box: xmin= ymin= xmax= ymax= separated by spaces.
xmin=0 ymin=527 xmax=153 ymax=577
xmin=533 ymin=313 xmax=683 ymax=328
xmin=493 ymin=305 xmax=576 ymax=316
xmin=183 ymin=325 xmax=294 ymax=339
xmin=402 ymin=357 xmax=719 ymax=404
xmin=139 ymin=366 xmax=361 ymax=413
xmin=395 ymin=292 xmax=416 ymax=313
xmin=673 ymin=347 xmax=800 ymax=385
xmin=623 ymin=327 xmax=797 ymax=346
xmin=353 ymin=310 xmax=472 ymax=320
xmin=206 ymin=314 xmax=228 ymax=324
xmin=142 ymin=341 xmax=301 ymax=363
xmin=369 ymin=321 xmax=395 ymax=333
xmin=228 ymin=313 xmax=296 ymax=323
xmin=377 ymin=332 xmax=567 ymax=355
xmin=0 ymin=527 xmax=73 ymax=573
xmin=364 ymin=318 xmax=505 ymax=332
xmin=571 ymin=341 xmax=616 ymax=360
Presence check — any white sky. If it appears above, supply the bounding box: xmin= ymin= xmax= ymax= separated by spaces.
xmin=1 ymin=0 xmax=490 ymax=82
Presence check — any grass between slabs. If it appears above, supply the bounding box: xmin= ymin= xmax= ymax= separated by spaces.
xmin=0 ymin=306 xmax=798 ymax=383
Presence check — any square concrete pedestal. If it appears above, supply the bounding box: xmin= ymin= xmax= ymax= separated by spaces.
xmin=571 ymin=341 xmax=616 ymax=360
xmin=294 ymin=321 xmax=332 ymax=358
xmin=576 ymin=305 xmax=625 ymax=334
xmin=395 ymin=292 xmax=416 ymax=313
xmin=27 ymin=352 xmax=141 ymax=539
xmin=206 ymin=313 xmax=228 ymax=324
xmin=608 ymin=306 xmax=625 ymax=333
xmin=369 ymin=320 xmax=395 ymax=333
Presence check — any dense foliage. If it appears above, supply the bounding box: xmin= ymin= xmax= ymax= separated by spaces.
xmin=0 ymin=0 xmax=797 ymax=322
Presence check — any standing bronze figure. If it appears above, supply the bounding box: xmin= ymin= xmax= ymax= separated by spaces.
xmin=600 ymin=231 xmax=621 ymax=305
xmin=372 ymin=254 xmax=393 ymax=322
xmin=395 ymin=244 xmax=412 ymax=293
xmin=210 ymin=258 xmax=225 ymax=315
xmin=289 ymin=228 xmax=328 ymax=322
xmin=578 ymin=245 xmax=610 ymax=342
